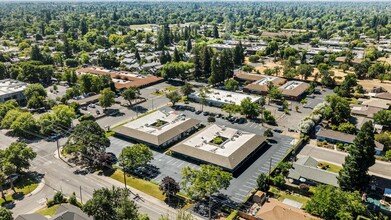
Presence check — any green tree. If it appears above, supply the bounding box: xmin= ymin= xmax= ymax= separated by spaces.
xmin=305 ymin=185 xmax=365 ymax=220
xmin=224 ymin=79 xmax=239 ymax=91
xmin=83 ymin=187 xmax=143 ymax=220
xmin=256 ymin=173 xmax=270 ymax=192
xmin=2 ymin=142 xmax=37 ymax=173
xmin=263 ymin=110 xmax=276 ymax=125
xmin=181 ymin=164 xmax=232 ymax=219
xmin=52 ymin=104 xmax=76 ymax=128
xmin=119 ymin=144 xmax=153 ymax=171
xmin=324 ymin=95 xmax=351 ymax=125
xmin=166 ymin=91 xmax=182 ymax=106
xmin=213 ymin=25 xmax=219 ymax=38
xmin=338 ymin=121 xmax=376 ymax=191
xmin=0 ymin=62 xmax=6 ymax=80
xmin=24 ymin=84 xmax=47 ymax=100
xmin=99 ymin=88 xmax=115 ymax=110
xmin=121 ymin=87 xmax=140 ymax=105
xmin=0 ymin=207 xmax=13 ymax=220
xmin=0 ymin=172 xmax=7 ymax=201
xmin=10 ymin=112 xmax=38 ymax=138
xmin=1 ymin=109 xmax=21 ymax=129
xmin=373 ymin=110 xmax=391 ymax=126
xmin=173 ymin=47 xmax=181 ymax=62
xmin=222 ymin=103 xmax=240 ymax=117
xmin=296 ymin=64 xmax=313 ymax=80
xmin=240 ymin=97 xmax=259 ymax=118
xmin=64 ymin=120 xmax=110 ymax=165
xmin=180 ymin=83 xmax=194 ymax=96
xmin=337 ymin=122 xmax=356 ymax=134
xmin=159 ymin=176 xmax=180 ymax=204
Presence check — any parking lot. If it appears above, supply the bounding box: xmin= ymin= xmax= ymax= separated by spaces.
xmin=107 ymin=104 xmax=296 ymax=206
xmin=106 ymin=137 xmax=200 ymax=182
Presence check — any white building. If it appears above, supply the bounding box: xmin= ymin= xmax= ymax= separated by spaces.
xmin=0 ymin=79 xmax=28 ymax=103
xmin=171 ymin=124 xmax=266 ymax=171
xmin=114 ymin=110 xmax=201 ymax=148
xmin=189 ymin=89 xmax=260 ymax=107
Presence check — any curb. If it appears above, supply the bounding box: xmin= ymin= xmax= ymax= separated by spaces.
xmin=28 ymin=178 xmax=45 ymax=197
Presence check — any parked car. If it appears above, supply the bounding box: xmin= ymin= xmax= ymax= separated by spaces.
xmin=184 ymin=101 xmax=189 ymax=104
xmin=238 ymin=118 xmax=246 ymax=124
xmin=216 ymin=114 xmax=222 ymax=118
xmin=6 ymin=174 xmax=19 ymax=184
xmin=195 ymin=110 xmax=202 ymax=115
xmin=278 ymin=107 xmax=284 ymax=111
xmin=273 ymin=128 xmax=283 ymax=133
xmin=188 ymin=107 xmax=196 ymax=112
xmin=81 ymin=106 xmax=87 ymax=110
xmin=203 ymin=111 xmax=210 ymax=116
xmin=89 ymin=104 xmax=96 ymax=108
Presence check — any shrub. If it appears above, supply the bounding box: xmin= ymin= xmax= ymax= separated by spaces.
xmin=264 ymin=129 xmax=273 ymax=137
xmin=53 ymin=191 xmax=66 ymax=204
xmin=272 ymin=174 xmax=285 ymax=188
xmin=299 ymin=183 xmax=310 ymax=191
xmin=207 ymin=116 xmax=216 ymax=122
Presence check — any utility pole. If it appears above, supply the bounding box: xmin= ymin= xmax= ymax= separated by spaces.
xmin=80 ymin=186 xmax=83 ymax=203
xmin=123 ymin=165 xmax=127 ymax=190
xmin=56 ymin=138 xmax=61 ymax=158
xmin=268 ymin=157 xmax=273 ymax=185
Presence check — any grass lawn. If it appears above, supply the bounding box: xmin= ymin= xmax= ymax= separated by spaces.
xmin=151 ymin=91 xmax=165 ymax=96
xmin=318 ymin=161 xmax=342 ymax=173
xmin=165 ymin=86 xmax=178 ymax=91
xmin=270 ymin=187 xmax=310 ymax=207
xmin=0 ymin=173 xmax=40 ymax=206
xmin=110 ymin=169 xmax=165 ymax=201
xmin=105 ymin=131 xmax=115 ymax=137
xmin=36 ymin=204 xmax=61 ymax=217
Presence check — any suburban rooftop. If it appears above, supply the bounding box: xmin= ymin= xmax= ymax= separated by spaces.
xmin=0 ymin=79 xmax=28 ymax=96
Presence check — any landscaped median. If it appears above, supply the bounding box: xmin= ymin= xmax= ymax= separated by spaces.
xmin=108 ymin=168 xmax=193 ymax=210
xmin=109 ymin=168 xmax=165 ymax=201
xmin=0 ymin=172 xmax=40 ymax=206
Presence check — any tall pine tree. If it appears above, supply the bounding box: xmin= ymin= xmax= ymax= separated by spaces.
xmin=338 ymin=121 xmax=376 ymax=191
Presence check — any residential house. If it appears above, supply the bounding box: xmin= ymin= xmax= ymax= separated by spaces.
xmin=316 ymin=128 xmax=385 ymax=155
xmin=287 ymin=156 xmax=338 ymax=187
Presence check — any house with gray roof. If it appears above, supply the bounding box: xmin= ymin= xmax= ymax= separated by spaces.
xmin=316 ymin=128 xmax=385 ymax=155
xmin=287 ymin=156 xmax=338 ymax=187
xmin=16 ymin=204 xmax=92 ymax=220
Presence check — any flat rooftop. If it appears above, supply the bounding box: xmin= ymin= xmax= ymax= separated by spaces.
xmin=114 ymin=110 xmax=200 ymax=147
xmin=190 ymin=89 xmax=260 ymax=105
xmin=279 ymin=81 xmax=310 ymax=97
xmin=171 ymin=124 xmax=266 ymax=171
xmin=0 ymin=79 xmax=28 ymax=96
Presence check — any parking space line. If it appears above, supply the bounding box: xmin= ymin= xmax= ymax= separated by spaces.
xmin=177 ymin=161 xmax=185 ymax=168
xmin=171 ymin=160 xmax=180 ymax=166
xmin=166 ymin=158 xmax=175 ymax=164
xmin=239 ymin=189 xmax=249 ymax=193
xmin=246 ymin=182 xmax=256 ymax=187
xmin=231 ymin=197 xmax=244 ymax=202
xmin=235 ymin=193 xmax=245 ymax=197
xmin=243 ymin=185 xmax=254 ymax=189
